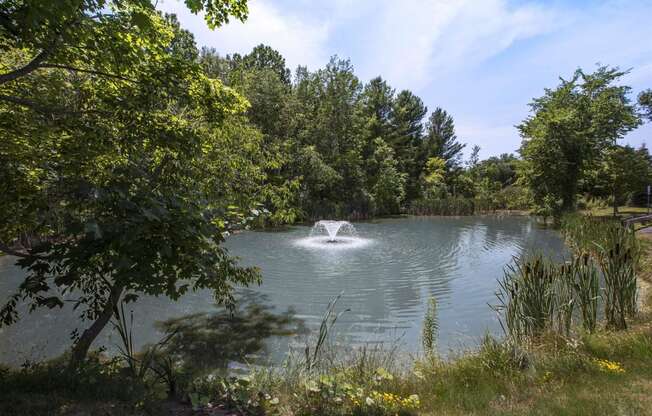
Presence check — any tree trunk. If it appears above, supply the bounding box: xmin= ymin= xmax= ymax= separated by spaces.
xmin=68 ymin=283 xmax=124 ymax=370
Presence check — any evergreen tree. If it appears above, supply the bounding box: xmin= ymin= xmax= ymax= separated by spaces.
xmin=390 ymin=90 xmax=427 ymax=199
xmin=423 ymin=108 xmax=466 ymax=169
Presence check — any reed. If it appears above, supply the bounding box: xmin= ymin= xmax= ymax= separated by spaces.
xmin=303 ymin=292 xmax=350 ymax=371
xmin=421 ymin=297 xmax=439 ymax=357
xmin=494 ymin=252 xmax=604 ymax=340
xmin=494 ymin=254 xmax=557 ymax=340
xmin=597 ymin=231 xmax=639 ymax=330
xmin=112 ymin=301 xmax=176 ymax=383
xmin=561 ymin=214 xmax=640 ymax=330
xmin=553 ymin=262 xmax=575 ymax=336
xmin=570 ymin=253 xmax=600 ymax=333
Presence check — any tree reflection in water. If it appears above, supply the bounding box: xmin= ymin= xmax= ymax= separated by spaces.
xmin=156 ymin=293 xmax=304 ymax=372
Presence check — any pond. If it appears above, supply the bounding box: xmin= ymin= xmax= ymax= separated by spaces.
xmin=0 ymin=216 xmax=565 ymax=366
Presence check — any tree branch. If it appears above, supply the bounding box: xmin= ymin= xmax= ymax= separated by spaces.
xmin=39 ymin=64 xmax=136 ymax=83
xmin=0 ymin=48 xmax=52 ymax=85
xmin=0 ymin=3 xmax=85 ymax=85
xmin=0 ymin=94 xmax=112 ymax=117
xmin=0 ymin=94 xmax=60 ymax=114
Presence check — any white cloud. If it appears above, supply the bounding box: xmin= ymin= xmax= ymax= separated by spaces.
xmin=344 ymin=0 xmax=562 ymax=90
xmin=158 ymin=0 xmax=560 ymax=87
xmin=456 ymin=122 xmax=520 ymax=159
xmin=157 ymin=0 xmax=331 ymax=71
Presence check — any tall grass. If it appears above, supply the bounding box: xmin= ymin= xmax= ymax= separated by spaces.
xmin=562 ymin=214 xmax=639 ymax=330
xmin=599 ymin=236 xmax=639 ymax=329
xmin=303 ymin=293 xmax=350 ymax=371
xmin=422 ymin=297 xmax=439 ymax=357
xmin=570 ymin=253 xmax=600 ymax=333
xmin=553 ymin=262 xmax=575 ymax=336
xmin=497 ymin=215 xmax=640 ymax=342
xmin=112 ymin=300 xmax=180 ymax=398
xmin=561 ymin=214 xmax=620 ymax=253
xmin=494 ymin=254 xmax=557 ymax=340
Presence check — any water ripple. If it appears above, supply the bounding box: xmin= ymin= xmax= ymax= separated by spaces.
xmin=0 ymin=217 xmax=566 ymax=365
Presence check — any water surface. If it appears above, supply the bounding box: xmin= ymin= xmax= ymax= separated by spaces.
xmin=0 ymin=216 xmax=565 ymax=366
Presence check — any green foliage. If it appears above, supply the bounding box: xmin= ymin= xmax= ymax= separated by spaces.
xmin=183 ymin=0 xmax=249 ymax=29
xmin=519 ymin=66 xmax=641 ymax=216
xmin=421 ymin=297 xmax=438 ymax=357
xmin=585 ymin=144 xmax=652 ymax=209
xmin=599 ymin=237 xmax=638 ymax=330
xmin=198 ymin=46 xmax=519 ymax=219
xmin=570 ymin=253 xmax=600 ymax=333
xmin=0 ymin=1 xmax=264 ymax=367
xmin=494 ymin=250 xmax=597 ymax=340
xmin=371 ymin=139 xmax=406 ymax=215
xmin=423 ymin=107 xmax=466 ymax=170
xmin=421 ymin=157 xmax=447 ymax=199
xmin=286 ymin=367 xmax=419 ymax=416
xmin=497 ymin=215 xmax=640 ymax=341
xmin=639 ymin=88 xmax=652 ymax=122
xmin=495 ymin=254 xmax=558 ymax=340
xmin=390 ymin=90 xmax=427 ymax=199
xmin=0 ymin=353 xmax=145 ymax=414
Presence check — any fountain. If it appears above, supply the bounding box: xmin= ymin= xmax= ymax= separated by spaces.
xmin=310 ymin=220 xmax=357 ymax=242
xmin=295 ymin=220 xmax=372 ymax=250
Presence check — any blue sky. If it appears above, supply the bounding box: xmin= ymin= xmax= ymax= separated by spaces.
xmin=158 ymin=0 xmax=652 ymax=158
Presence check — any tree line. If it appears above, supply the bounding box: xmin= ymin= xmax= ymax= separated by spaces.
xmin=196 ymin=43 xmax=652 ymax=222
xmin=197 ymin=43 xmax=475 ymax=222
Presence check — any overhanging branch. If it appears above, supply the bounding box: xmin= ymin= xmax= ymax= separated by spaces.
xmin=39 ymin=64 xmax=136 ymax=83
xmin=0 ymin=94 xmax=59 ymax=114
xmin=0 ymin=94 xmax=113 ymax=117
xmin=0 ymin=48 xmax=52 ymax=85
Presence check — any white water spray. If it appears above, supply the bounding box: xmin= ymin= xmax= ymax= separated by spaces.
xmin=295 ymin=220 xmax=371 ymax=250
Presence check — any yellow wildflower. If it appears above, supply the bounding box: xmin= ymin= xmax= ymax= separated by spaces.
xmin=595 ymin=358 xmax=625 ymax=373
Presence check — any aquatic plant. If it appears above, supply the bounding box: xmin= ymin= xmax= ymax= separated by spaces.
xmin=304 ymin=292 xmax=350 ymax=371
xmin=597 ymin=232 xmax=639 ymax=330
xmin=571 ymin=253 xmax=600 ymax=333
xmin=112 ymin=301 xmax=175 ymax=384
xmin=495 ymin=254 xmax=557 ymax=340
xmin=553 ymin=262 xmax=575 ymax=336
xmin=422 ymin=297 xmax=439 ymax=357
xmin=562 ymin=214 xmax=639 ymax=330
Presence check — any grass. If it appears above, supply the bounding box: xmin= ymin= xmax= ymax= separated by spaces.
xmin=583 ymin=205 xmax=650 ymax=218
xmin=2 ymin=219 xmax=652 ymax=415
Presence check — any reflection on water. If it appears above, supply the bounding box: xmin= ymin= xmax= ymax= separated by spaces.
xmin=155 ymin=293 xmax=303 ymax=372
xmin=0 ymin=217 xmax=565 ymax=366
